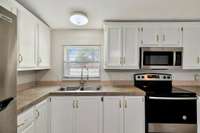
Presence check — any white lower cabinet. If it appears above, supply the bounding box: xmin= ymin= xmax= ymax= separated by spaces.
xmin=103 ymin=96 xmax=145 ymax=133
xmin=51 ymin=96 xmax=102 ymax=133
xmin=51 ymin=97 xmax=74 ymax=133
xmin=34 ymin=99 xmax=49 ymax=133
xmin=17 ymin=108 xmax=35 ymax=133
xmin=17 ymin=99 xmax=49 ymax=133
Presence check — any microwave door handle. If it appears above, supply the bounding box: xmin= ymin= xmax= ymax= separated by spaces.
xmin=149 ymin=97 xmax=197 ymax=100
xmin=173 ymin=51 xmax=176 ymax=66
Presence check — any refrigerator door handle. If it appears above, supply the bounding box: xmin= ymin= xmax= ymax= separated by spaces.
xmin=0 ymin=97 xmax=14 ymax=112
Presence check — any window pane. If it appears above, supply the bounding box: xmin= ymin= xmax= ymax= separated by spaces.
xmin=64 ymin=46 xmax=100 ymax=78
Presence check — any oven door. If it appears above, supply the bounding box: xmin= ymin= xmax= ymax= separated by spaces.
xmin=146 ymin=96 xmax=197 ymax=133
xmin=140 ymin=47 xmax=182 ymax=69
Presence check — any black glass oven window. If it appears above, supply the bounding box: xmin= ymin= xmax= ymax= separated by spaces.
xmin=143 ymin=52 xmax=173 ymax=66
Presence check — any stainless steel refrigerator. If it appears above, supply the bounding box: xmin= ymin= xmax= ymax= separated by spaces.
xmin=0 ymin=6 xmax=17 ymax=133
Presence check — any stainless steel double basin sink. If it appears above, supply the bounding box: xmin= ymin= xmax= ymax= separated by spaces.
xmin=59 ymin=86 xmax=101 ymax=91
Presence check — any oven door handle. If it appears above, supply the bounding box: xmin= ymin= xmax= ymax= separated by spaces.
xmin=149 ymin=96 xmax=197 ymax=100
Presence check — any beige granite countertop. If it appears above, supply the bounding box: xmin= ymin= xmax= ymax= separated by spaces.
xmin=174 ymin=85 xmax=200 ymax=96
xmin=17 ymin=85 xmax=145 ymax=114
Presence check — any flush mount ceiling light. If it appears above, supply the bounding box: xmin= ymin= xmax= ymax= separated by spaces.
xmin=70 ymin=12 xmax=88 ymax=26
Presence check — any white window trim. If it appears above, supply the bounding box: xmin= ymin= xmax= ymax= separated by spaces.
xmin=62 ymin=45 xmax=102 ymax=80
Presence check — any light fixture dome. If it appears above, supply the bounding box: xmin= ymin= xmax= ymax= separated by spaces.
xmin=70 ymin=12 xmax=88 ymax=26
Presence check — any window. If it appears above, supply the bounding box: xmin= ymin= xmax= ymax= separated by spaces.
xmin=64 ymin=46 xmax=100 ymax=78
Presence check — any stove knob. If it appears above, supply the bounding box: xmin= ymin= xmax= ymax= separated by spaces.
xmin=137 ymin=76 xmax=140 ymax=79
xmin=167 ymin=76 xmax=171 ymax=79
xmin=141 ymin=76 xmax=144 ymax=79
xmin=182 ymin=115 xmax=187 ymax=120
xmin=163 ymin=76 xmax=166 ymax=79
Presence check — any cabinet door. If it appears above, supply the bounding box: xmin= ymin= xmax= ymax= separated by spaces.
xmin=18 ymin=8 xmax=37 ymax=68
xmin=104 ymin=25 xmax=122 ymax=68
xmin=123 ymin=26 xmax=139 ymax=69
xmin=183 ymin=25 xmax=200 ymax=69
xmin=198 ymin=97 xmax=200 ymax=133
xmin=124 ymin=96 xmax=145 ymax=133
xmin=38 ymin=21 xmax=51 ymax=68
xmin=161 ymin=26 xmax=183 ymax=46
xmin=51 ymin=97 xmax=75 ymax=133
xmin=34 ymin=99 xmax=49 ymax=133
xmin=76 ymin=97 xmax=102 ymax=133
xmin=17 ymin=108 xmax=34 ymax=133
xmin=140 ymin=25 xmax=160 ymax=46
xmin=103 ymin=96 xmax=123 ymax=133
xmin=21 ymin=123 xmax=35 ymax=133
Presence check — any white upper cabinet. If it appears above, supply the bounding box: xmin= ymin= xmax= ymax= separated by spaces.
xmin=16 ymin=1 xmax=51 ymax=71
xmin=139 ymin=25 xmax=160 ymax=46
xmin=183 ymin=23 xmax=200 ymax=69
xmin=139 ymin=23 xmax=183 ymax=47
xmin=123 ymin=26 xmax=139 ymax=69
xmin=17 ymin=6 xmax=37 ymax=69
xmin=0 ymin=0 xmax=17 ymax=14
xmin=104 ymin=24 xmax=122 ymax=68
xmin=104 ymin=22 xmax=139 ymax=69
xmin=38 ymin=21 xmax=51 ymax=68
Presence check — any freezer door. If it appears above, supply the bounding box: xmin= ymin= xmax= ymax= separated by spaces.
xmin=0 ymin=98 xmax=17 ymax=133
xmin=0 ymin=5 xmax=17 ymax=133
xmin=0 ymin=6 xmax=16 ymax=100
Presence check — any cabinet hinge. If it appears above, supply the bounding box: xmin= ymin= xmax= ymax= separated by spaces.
xmin=101 ymin=97 xmax=104 ymax=102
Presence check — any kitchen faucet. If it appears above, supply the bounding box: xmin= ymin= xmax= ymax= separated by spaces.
xmin=80 ymin=66 xmax=89 ymax=89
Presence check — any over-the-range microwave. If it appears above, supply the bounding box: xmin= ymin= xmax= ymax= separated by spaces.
xmin=140 ymin=47 xmax=183 ymax=70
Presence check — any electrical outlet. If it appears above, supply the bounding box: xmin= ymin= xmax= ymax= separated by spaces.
xmin=194 ymin=73 xmax=200 ymax=80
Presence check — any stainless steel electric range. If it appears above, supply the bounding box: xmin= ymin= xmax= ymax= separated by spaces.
xmin=134 ymin=73 xmax=197 ymax=133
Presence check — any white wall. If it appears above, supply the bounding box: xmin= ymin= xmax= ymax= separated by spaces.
xmin=36 ymin=29 xmax=200 ymax=82
xmin=17 ymin=71 xmax=36 ymax=85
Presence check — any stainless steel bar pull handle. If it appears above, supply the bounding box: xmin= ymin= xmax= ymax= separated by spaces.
xmin=73 ymin=100 xmax=76 ymax=108
xmin=156 ymin=34 xmax=159 ymax=42
xmin=124 ymin=100 xmax=127 ymax=108
xmin=76 ymin=100 xmax=79 ymax=108
xmin=119 ymin=100 xmax=122 ymax=108
xmin=149 ymin=97 xmax=197 ymax=100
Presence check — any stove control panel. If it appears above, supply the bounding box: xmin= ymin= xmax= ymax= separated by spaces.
xmin=134 ymin=73 xmax=172 ymax=81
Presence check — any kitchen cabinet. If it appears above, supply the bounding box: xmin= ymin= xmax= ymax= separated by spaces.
xmin=103 ymin=96 xmax=124 ymax=133
xmin=183 ymin=23 xmax=200 ymax=69
xmin=17 ymin=99 xmax=50 ymax=133
xmin=16 ymin=1 xmax=51 ymax=71
xmin=51 ymin=97 xmax=75 ymax=133
xmin=0 ymin=0 xmax=17 ymax=14
xmin=37 ymin=21 xmax=51 ymax=68
xmin=17 ymin=107 xmax=35 ymax=133
xmin=76 ymin=97 xmax=102 ymax=133
xmin=51 ymin=96 xmax=102 ymax=133
xmin=103 ymin=96 xmax=145 ymax=133
xmin=124 ymin=96 xmax=145 ymax=133
xmin=34 ymin=99 xmax=49 ymax=133
xmin=104 ymin=22 xmax=139 ymax=69
xmin=104 ymin=24 xmax=122 ymax=68
xmin=17 ymin=6 xmax=37 ymax=69
xmin=139 ymin=23 xmax=183 ymax=47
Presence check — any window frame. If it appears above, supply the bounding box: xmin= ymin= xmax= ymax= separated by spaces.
xmin=62 ymin=45 xmax=101 ymax=80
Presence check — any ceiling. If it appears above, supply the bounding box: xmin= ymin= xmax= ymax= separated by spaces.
xmin=17 ymin=0 xmax=200 ymax=29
